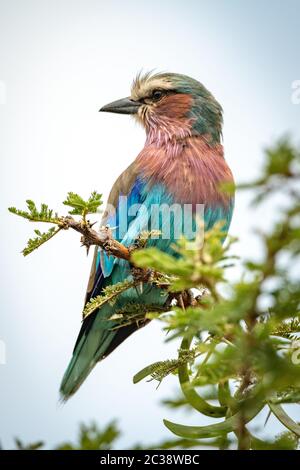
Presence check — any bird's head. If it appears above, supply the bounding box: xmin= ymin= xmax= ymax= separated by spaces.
xmin=100 ymin=72 xmax=223 ymax=144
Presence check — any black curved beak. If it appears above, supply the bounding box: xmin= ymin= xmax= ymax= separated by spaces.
xmin=99 ymin=97 xmax=141 ymax=115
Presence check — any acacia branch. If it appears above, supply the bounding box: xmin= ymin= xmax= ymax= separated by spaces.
xmin=60 ymin=216 xmax=130 ymax=260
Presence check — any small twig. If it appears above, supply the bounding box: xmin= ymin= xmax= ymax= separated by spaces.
xmin=59 ymin=216 xmax=130 ymax=260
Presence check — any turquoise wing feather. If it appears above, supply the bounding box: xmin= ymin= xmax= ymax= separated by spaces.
xmin=60 ymin=173 xmax=233 ymax=399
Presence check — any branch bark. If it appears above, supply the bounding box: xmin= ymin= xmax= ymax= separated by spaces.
xmin=60 ymin=216 xmax=196 ymax=309
xmin=60 ymin=216 xmax=130 ymax=260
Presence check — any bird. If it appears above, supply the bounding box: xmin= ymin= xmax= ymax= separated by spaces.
xmin=60 ymin=71 xmax=234 ymax=400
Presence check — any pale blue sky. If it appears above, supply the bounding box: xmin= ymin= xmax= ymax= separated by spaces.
xmin=0 ymin=0 xmax=299 ymax=449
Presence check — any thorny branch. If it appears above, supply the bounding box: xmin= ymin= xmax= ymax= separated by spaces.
xmin=59 ymin=216 xmax=131 ymax=260
xmin=59 ymin=216 xmax=198 ymax=318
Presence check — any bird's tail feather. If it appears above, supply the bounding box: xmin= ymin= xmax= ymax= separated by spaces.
xmin=59 ymin=303 xmax=140 ymax=400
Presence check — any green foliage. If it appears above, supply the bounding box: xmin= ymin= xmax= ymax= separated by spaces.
xmin=133 ymin=348 xmax=197 ymax=385
xmin=82 ymin=280 xmax=136 ymax=319
xmin=110 ymin=302 xmax=168 ymax=329
xmin=239 ymin=138 xmax=300 ymax=204
xmin=22 ymin=227 xmax=61 ymax=256
xmin=9 ymin=200 xmax=59 ymax=223
xmin=11 ymin=421 xmax=120 ymax=450
xmin=9 ymin=191 xmax=102 ymax=256
xmin=130 ymin=139 xmax=300 ymax=449
xmin=56 ymin=421 xmax=120 ymax=450
xmin=14 ymin=438 xmax=44 ymax=450
xmin=271 ymin=318 xmax=300 ymax=342
xmin=132 ymin=223 xmax=236 ymax=295
xmin=63 ymin=191 xmax=102 ymax=217
xmin=8 ymin=139 xmax=300 ymax=450
xmin=11 ymin=418 xmax=298 ymax=451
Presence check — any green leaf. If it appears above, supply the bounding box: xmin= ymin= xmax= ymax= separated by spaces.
xmin=133 ymin=349 xmax=196 ymax=385
xmin=133 ymin=362 xmax=176 ymax=384
xmin=83 ymin=280 xmax=136 ymax=319
xmin=63 ymin=191 xmax=102 ymax=216
xmin=14 ymin=438 xmax=44 ymax=450
xmin=178 ymin=336 xmax=227 ymax=418
xmin=132 ymin=226 xmax=236 ymax=292
xmin=56 ymin=421 xmax=120 ymax=450
xmin=22 ymin=227 xmax=61 ymax=256
xmin=9 ymin=200 xmax=59 ymax=224
xmin=268 ymin=402 xmax=300 ymax=437
xmin=163 ymin=402 xmax=264 ymax=439
xmin=111 ymin=303 xmax=167 ymax=330
xmin=251 ymin=431 xmax=299 ymax=450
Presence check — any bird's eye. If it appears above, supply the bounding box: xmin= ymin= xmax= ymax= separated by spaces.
xmin=152 ymin=89 xmax=164 ymax=101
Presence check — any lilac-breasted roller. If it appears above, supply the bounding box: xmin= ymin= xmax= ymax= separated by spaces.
xmin=60 ymin=72 xmax=234 ymax=399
